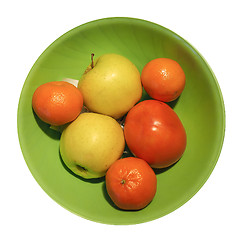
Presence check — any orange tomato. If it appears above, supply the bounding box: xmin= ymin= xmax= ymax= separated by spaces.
xmin=141 ymin=58 xmax=185 ymax=102
xmin=106 ymin=157 xmax=157 ymax=210
xmin=124 ymin=100 xmax=187 ymax=168
xmin=32 ymin=81 xmax=83 ymax=126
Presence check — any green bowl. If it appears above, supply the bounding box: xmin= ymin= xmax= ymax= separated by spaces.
xmin=17 ymin=17 xmax=225 ymax=225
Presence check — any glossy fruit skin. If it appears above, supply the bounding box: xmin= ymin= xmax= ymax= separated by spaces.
xmin=32 ymin=81 xmax=83 ymax=126
xmin=106 ymin=157 xmax=157 ymax=210
xmin=124 ymin=100 xmax=187 ymax=168
xmin=141 ymin=58 xmax=185 ymax=102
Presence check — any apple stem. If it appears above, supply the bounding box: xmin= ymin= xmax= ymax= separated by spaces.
xmin=91 ymin=53 xmax=94 ymax=68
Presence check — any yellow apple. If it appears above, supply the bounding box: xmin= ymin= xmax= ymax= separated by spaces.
xmin=78 ymin=53 xmax=142 ymax=119
xmin=59 ymin=112 xmax=125 ymax=179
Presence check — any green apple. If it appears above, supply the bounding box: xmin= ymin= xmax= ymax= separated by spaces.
xmin=59 ymin=112 xmax=125 ymax=179
xmin=78 ymin=53 xmax=142 ymax=119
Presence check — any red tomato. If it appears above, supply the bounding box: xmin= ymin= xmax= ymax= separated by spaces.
xmin=124 ymin=100 xmax=187 ymax=168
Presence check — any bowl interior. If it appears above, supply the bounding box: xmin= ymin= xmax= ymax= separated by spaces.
xmin=17 ymin=17 xmax=225 ymax=225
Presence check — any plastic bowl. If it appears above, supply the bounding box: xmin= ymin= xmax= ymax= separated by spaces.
xmin=17 ymin=17 xmax=225 ymax=225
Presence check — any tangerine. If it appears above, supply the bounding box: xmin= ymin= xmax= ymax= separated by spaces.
xmin=105 ymin=157 xmax=157 ymax=210
xmin=32 ymin=81 xmax=83 ymax=126
xmin=141 ymin=58 xmax=185 ymax=102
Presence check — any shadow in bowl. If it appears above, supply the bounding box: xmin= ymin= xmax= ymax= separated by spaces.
xmin=166 ymin=96 xmax=180 ymax=109
xmin=33 ymin=108 xmax=61 ymax=140
xmin=140 ymin=88 xmax=152 ymax=101
xmin=153 ymin=160 xmax=179 ymax=175
xmin=102 ymin=181 xmax=119 ymax=210
xmin=121 ymin=144 xmax=135 ymax=158
xmin=139 ymin=88 xmax=181 ymax=110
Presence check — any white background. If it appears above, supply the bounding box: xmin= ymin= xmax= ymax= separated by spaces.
xmin=1 ymin=0 xmax=239 ymax=239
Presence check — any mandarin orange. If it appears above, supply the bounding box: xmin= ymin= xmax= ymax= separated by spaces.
xmin=106 ymin=157 xmax=157 ymax=210
xmin=32 ymin=81 xmax=83 ymax=126
xmin=141 ymin=58 xmax=185 ymax=102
